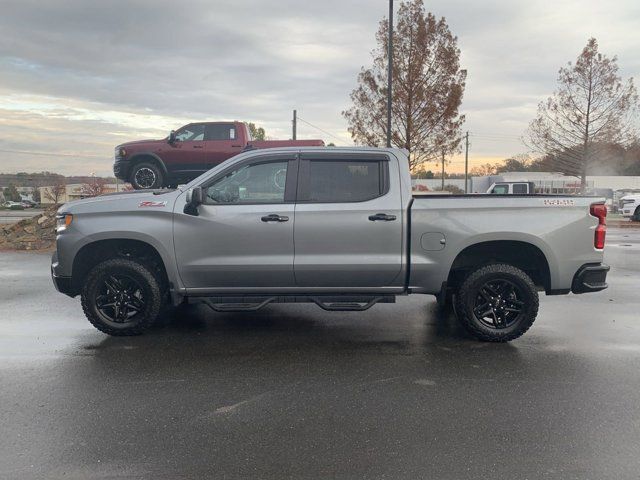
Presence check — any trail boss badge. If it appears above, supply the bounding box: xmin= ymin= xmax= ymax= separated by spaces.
xmin=138 ymin=201 xmax=167 ymax=208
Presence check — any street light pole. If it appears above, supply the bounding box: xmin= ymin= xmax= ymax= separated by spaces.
xmin=386 ymin=0 xmax=393 ymax=148
xmin=464 ymin=131 xmax=469 ymax=193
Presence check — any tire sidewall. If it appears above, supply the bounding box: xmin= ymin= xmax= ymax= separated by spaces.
xmin=82 ymin=259 xmax=162 ymax=335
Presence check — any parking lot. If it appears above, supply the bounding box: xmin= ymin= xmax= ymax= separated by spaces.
xmin=0 ymin=209 xmax=43 ymax=225
xmin=1 ymin=227 xmax=639 ymax=479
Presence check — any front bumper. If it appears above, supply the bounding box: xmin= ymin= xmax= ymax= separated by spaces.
xmin=113 ymin=156 xmax=132 ymax=181
xmin=571 ymin=263 xmax=610 ymax=294
xmin=51 ymin=251 xmax=75 ymax=297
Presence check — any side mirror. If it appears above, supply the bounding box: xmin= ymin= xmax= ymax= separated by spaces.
xmin=168 ymin=130 xmax=176 ymax=144
xmin=184 ymin=187 xmax=203 ymax=216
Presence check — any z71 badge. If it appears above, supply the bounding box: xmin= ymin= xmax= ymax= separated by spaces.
xmin=139 ymin=201 xmax=167 ymax=208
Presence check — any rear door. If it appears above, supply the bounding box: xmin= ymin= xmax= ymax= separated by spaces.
xmin=204 ymin=123 xmax=245 ymax=166
xmin=174 ymin=152 xmax=297 ymax=289
xmin=293 ymin=152 xmax=403 ymax=288
xmin=512 ymin=183 xmax=529 ymax=194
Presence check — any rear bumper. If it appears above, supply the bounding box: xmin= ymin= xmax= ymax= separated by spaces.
xmin=571 ymin=263 xmax=610 ymax=294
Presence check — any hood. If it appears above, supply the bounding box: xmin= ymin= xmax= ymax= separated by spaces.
xmin=58 ymin=189 xmax=177 ymax=215
xmin=116 ymin=138 xmax=165 ymax=148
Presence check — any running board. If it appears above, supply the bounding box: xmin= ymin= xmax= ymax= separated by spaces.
xmin=190 ymin=295 xmax=396 ymax=313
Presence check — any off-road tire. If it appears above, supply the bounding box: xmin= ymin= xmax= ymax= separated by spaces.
xmin=81 ymin=258 xmax=163 ymax=336
xmin=130 ymin=162 xmax=164 ymax=190
xmin=454 ymin=263 xmax=539 ymax=342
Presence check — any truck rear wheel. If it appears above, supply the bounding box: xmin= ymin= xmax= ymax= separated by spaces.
xmin=454 ymin=263 xmax=539 ymax=342
xmin=130 ymin=162 xmax=164 ymax=189
xmin=81 ymin=258 xmax=163 ymax=336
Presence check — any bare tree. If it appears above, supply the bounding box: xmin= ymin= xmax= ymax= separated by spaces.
xmin=526 ymin=38 xmax=638 ymax=189
xmin=343 ymin=0 xmax=466 ymax=170
xmin=44 ymin=178 xmax=67 ymax=204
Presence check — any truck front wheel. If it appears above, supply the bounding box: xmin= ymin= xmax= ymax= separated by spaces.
xmin=81 ymin=258 xmax=163 ymax=336
xmin=454 ymin=263 xmax=539 ymax=342
xmin=130 ymin=162 xmax=164 ymax=189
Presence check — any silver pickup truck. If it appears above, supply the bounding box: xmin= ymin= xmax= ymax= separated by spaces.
xmin=51 ymin=147 xmax=609 ymax=342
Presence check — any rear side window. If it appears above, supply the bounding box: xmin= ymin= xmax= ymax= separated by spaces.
xmin=304 ymin=160 xmax=387 ymax=203
xmin=513 ymin=183 xmax=528 ymax=194
xmin=205 ymin=124 xmax=236 ymax=141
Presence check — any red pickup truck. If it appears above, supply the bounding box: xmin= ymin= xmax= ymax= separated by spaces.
xmin=114 ymin=121 xmax=324 ymax=189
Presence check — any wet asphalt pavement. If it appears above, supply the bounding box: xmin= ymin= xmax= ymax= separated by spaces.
xmin=1 ymin=227 xmax=639 ymax=479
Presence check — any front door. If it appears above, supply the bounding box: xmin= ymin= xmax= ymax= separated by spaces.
xmin=160 ymin=123 xmax=208 ymax=176
xmin=293 ymin=152 xmax=404 ymax=288
xmin=174 ymin=153 xmax=297 ymax=290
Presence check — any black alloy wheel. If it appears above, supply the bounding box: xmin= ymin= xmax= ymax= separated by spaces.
xmin=454 ymin=263 xmax=539 ymax=342
xmin=472 ymin=279 xmax=525 ymax=329
xmin=81 ymin=258 xmax=164 ymax=335
xmin=96 ymin=274 xmax=146 ymax=324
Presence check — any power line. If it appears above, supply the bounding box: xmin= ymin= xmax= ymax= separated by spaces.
xmin=295 ymin=117 xmax=345 ymax=144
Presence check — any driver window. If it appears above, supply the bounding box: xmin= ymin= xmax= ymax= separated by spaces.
xmin=175 ymin=124 xmax=205 ymax=142
xmin=492 ymin=185 xmax=509 ymax=195
xmin=205 ymin=161 xmax=288 ymax=204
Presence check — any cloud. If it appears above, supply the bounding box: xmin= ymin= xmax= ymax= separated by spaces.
xmin=0 ymin=0 xmax=638 ymax=175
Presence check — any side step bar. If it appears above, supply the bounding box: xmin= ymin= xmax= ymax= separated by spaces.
xmin=190 ymin=295 xmax=396 ymax=313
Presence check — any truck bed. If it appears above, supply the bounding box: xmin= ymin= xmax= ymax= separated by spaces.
xmin=408 ymin=194 xmax=602 ymax=294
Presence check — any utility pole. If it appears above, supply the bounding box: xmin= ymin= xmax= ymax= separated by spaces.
xmin=464 ymin=131 xmax=469 ymax=193
xmin=386 ymin=0 xmax=393 ymax=148
xmin=292 ymin=109 xmax=297 ymax=140
xmin=441 ymin=150 xmax=445 ymax=191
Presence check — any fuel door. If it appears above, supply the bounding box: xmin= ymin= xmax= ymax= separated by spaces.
xmin=421 ymin=232 xmax=446 ymax=251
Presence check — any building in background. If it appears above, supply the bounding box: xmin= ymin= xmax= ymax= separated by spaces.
xmin=0 ymin=185 xmax=36 ymax=202
xmin=39 ymin=184 xmax=120 ymax=204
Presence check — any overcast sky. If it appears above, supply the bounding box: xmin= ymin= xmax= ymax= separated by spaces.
xmin=0 ymin=0 xmax=638 ymax=175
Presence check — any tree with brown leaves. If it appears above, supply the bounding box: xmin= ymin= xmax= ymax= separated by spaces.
xmin=526 ymin=38 xmax=639 ymax=189
xmin=81 ymin=177 xmax=107 ymax=198
xmin=343 ymin=0 xmax=466 ymax=170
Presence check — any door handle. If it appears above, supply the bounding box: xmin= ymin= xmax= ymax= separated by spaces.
xmin=261 ymin=214 xmax=289 ymax=222
xmin=232 ymin=144 xmax=242 ymax=148
xmin=193 ymin=145 xmax=204 ymax=149
xmin=368 ymin=213 xmax=397 ymax=221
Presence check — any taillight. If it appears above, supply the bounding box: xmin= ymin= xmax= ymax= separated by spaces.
xmin=590 ymin=203 xmax=607 ymax=249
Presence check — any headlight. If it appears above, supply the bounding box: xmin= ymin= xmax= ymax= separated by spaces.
xmin=115 ymin=147 xmax=126 ymax=157
xmin=56 ymin=213 xmax=73 ymax=232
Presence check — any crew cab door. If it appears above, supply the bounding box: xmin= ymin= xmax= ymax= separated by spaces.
xmin=161 ymin=123 xmax=208 ymax=175
xmin=204 ymin=123 xmax=245 ymax=166
xmin=293 ymin=152 xmax=403 ymax=288
xmin=173 ymin=153 xmax=297 ymax=290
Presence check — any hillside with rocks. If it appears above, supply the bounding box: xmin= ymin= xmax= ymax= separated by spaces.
xmin=0 ymin=208 xmax=57 ymax=250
